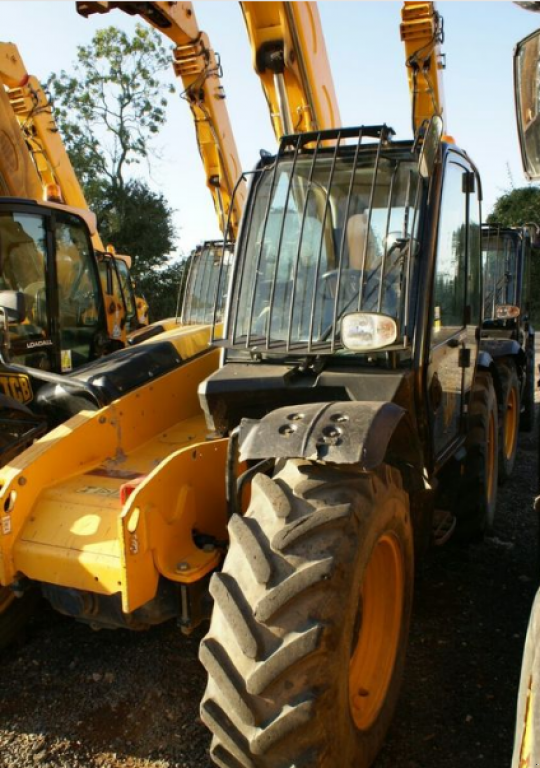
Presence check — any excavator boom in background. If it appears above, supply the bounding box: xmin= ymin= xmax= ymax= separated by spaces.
xmin=77 ymin=0 xmax=247 ymax=240
xmin=240 ymin=1 xmax=341 ymax=137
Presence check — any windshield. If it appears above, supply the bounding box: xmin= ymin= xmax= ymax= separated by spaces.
xmin=482 ymin=228 xmax=519 ymax=319
xmin=182 ymin=243 xmax=232 ymax=325
xmin=231 ymin=149 xmax=421 ymax=353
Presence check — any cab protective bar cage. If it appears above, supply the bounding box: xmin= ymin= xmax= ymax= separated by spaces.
xmin=214 ymin=123 xmax=428 ymax=355
xmin=181 ymin=239 xmax=233 ymax=326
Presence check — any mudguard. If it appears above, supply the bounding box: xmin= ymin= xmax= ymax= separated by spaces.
xmin=239 ymin=400 xmax=412 ymax=470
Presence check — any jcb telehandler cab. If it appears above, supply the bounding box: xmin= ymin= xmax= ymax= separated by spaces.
xmin=0 ymin=200 xmax=113 ymax=377
xmin=480 ymin=224 xmax=535 ymax=481
xmin=198 ymin=123 xmax=498 ymax=768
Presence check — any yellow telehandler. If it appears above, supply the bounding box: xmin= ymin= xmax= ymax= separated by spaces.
xmin=0 ymin=0 xmax=339 ymax=649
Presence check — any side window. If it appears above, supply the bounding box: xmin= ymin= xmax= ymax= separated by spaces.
xmin=55 ymin=213 xmax=101 ymax=370
xmin=0 ymin=213 xmax=50 ymax=361
xmin=115 ymin=259 xmax=136 ymax=322
xmin=432 ymin=161 xmax=468 ymax=343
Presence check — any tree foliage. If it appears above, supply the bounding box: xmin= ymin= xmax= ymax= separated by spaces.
xmin=93 ymin=179 xmax=176 ymax=274
xmin=487 ymin=186 xmax=540 ymax=227
xmin=48 ymin=24 xmax=174 ymax=194
xmin=94 ymin=179 xmax=182 ymax=321
xmin=48 ymin=24 xmax=181 ymax=320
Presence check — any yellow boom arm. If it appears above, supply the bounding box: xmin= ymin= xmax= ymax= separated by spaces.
xmin=400 ymin=1 xmax=446 ymax=135
xmin=77 ymin=1 xmax=246 ymax=241
xmin=0 ymin=42 xmax=105 ymax=251
xmin=0 ymin=76 xmax=44 ymax=200
xmin=240 ymin=2 xmax=341 ymax=139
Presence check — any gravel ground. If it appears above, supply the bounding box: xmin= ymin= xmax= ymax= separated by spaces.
xmin=0 ymin=400 xmax=538 ymax=768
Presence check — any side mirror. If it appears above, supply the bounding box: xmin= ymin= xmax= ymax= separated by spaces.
xmin=515 ymin=28 xmax=540 ymax=179
xmin=0 ymin=290 xmax=25 ymax=323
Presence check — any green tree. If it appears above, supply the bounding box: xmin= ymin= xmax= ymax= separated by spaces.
xmin=487 ymin=186 xmax=540 ymax=227
xmin=48 ymin=24 xmax=180 ymax=319
xmin=48 ymin=24 xmax=174 ymax=195
xmin=137 ymin=259 xmax=187 ymax=321
xmin=93 ymin=179 xmax=176 ymax=274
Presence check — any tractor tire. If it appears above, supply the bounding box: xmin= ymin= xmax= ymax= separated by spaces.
xmin=0 ymin=586 xmax=38 ymax=651
xmin=520 ymin=348 xmax=536 ymax=433
xmin=458 ymin=372 xmax=499 ymax=537
xmin=200 ymin=460 xmax=414 ymax=768
xmin=498 ymin=362 xmax=520 ymax=484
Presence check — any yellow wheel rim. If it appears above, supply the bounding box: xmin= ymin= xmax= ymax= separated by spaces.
xmin=349 ymin=531 xmax=404 ymax=731
xmin=487 ymin=409 xmax=496 ymax=504
xmin=0 ymin=586 xmax=14 ymax=616
xmin=504 ymin=387 xmax=518 ymax=461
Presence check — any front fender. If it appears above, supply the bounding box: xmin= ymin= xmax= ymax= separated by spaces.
xmin=239 ymin=401 xmax=410 ymax=470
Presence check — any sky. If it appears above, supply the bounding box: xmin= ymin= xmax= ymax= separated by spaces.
xmin=2 ymin=1 xmax=540 ymax=261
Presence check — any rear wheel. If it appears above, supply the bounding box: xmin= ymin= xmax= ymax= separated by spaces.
xmin=200 ymin=460 xmax=414 ymax=768
xmin=0 ymin=586 xmax=37 ymax=651
xmin=458 ymin=373 xmax=498 ymax=537
xmin=520 ymin=347 xmax=536 ymax=433
xmin=498 ymin=363 xmax=520 ymax=484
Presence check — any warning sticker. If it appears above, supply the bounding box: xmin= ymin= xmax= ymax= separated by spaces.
xmin=61 ymin=349 xmax=73 ymax=373
xmin=2 ymin=516 xmax=12 ymax=535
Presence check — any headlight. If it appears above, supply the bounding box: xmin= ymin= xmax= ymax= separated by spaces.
xmin=341 ymin=312 xmax=398 ymax=352
xmin=495 ymin=304 xmax=520 ymax=319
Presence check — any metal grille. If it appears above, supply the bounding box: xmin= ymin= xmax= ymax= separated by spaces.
xmin=481 ymin=225 xmax=518 ymax=319
xmin=181 ymin=240 xmax=232 ymax=325
xmin=225 ymin=126 xmax=422 ymax=354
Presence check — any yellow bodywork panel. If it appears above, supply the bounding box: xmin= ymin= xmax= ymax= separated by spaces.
xmin=241 ymin=2 xmax=341 ymax=138
xmin=0 ymin=340 xmax=227 ymax=614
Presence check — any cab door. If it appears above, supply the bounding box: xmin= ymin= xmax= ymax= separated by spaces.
xmin=427 ymin=155 xmax=480 ymax=460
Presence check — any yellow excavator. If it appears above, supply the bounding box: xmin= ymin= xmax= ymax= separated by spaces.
xmin=0 ymin=0 xmax=339 ymax=654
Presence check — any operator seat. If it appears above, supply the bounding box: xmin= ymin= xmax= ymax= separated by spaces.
xmin=346 ymin=212 xmax=370 ymax=270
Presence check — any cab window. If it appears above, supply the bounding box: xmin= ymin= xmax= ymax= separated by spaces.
xmin=55 ymin=213 xmax=101 ymax=371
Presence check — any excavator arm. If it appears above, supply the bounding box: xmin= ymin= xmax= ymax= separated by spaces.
xmin=0 ymin=42 xmax=105 ymax=251
xmin=0 ymin=75 xmax=44 ymax=200
xmin=76 ymin=1 xmax=246 ymax=241
xmin=400 ymin=1 xmax=446 ymax=135
xmin=240 ymin=1 xmax=340 ymax=139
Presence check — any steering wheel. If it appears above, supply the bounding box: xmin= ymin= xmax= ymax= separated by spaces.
xmin=319 ymin=269 xmax=363 ymax=301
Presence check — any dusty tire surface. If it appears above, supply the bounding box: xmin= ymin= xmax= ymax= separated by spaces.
xmin=498 ymin=362 xmax=521 ymax=484
xmin=520 ymin=347 xmax=535 ymax=433
xmin=458 ymin=372 xmax=499 ymax=536
xmin=0 ymin=382 xmax=538 ymax=768
xmin=200 ymin=460 xmax=413 ymax=768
